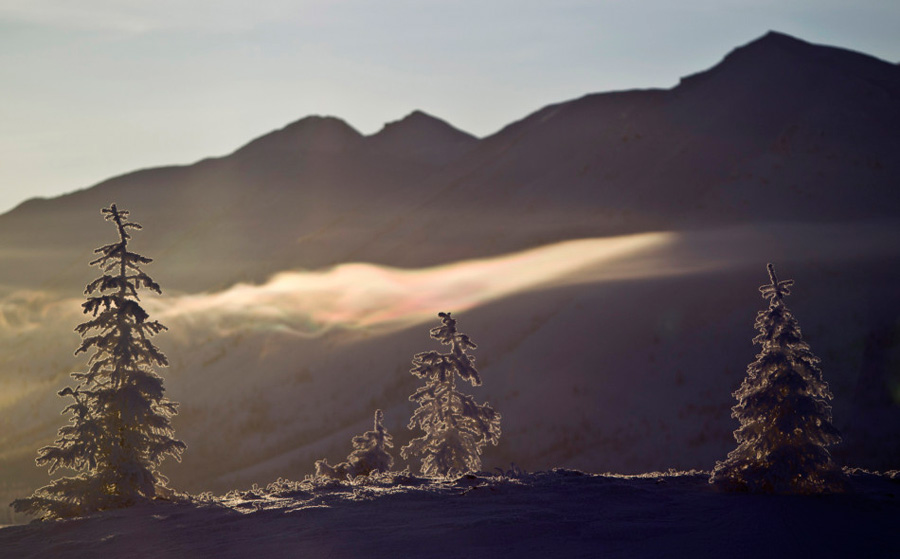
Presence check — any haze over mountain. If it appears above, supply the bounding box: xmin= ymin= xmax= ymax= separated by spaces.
xmin=1 ymin=31 xmax=899 ymax=521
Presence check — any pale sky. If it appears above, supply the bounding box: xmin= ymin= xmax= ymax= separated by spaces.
xmin=1 ymin=0 xmax=898 ymax=215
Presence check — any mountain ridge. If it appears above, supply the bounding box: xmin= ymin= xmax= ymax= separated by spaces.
xmin=0 ymin=30 xmax=898 ymax=291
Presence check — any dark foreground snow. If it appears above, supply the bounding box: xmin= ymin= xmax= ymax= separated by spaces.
xmin=2 ymin=470 xmax=898 ymax=559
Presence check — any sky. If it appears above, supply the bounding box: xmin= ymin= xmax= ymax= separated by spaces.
xmin=1 ymin=0 xmax=898 ymax=215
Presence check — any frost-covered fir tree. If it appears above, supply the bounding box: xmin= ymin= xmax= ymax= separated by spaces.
xmin=12 ymin=204 xmax=186 ymax=519
xmin=401 ymin=312 xmax=501 ymax=477
xmin=315 ymin=409 xmax=394 ymax=480
xmin=710 ymin=264 xmax=843 ymax=494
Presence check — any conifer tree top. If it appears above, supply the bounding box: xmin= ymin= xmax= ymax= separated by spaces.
xmin=104 ymin=203 xmax=140 ymax=239
xmin=759 ymin=263 xmax=794 ymax=303
xmin=411 ymin=311 xmax=481 ymax=386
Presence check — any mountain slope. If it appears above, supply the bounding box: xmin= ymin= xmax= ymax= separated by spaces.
xmin=363 ymin=31 xmax=900 ymax=262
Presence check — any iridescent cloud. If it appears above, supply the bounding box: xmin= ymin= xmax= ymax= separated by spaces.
xmin=151 ymin=232 xmax=676 ymax=336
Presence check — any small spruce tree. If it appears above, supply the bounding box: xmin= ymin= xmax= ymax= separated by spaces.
xmin=12 ymin=204 xmax=186 ymax=519
xmin=316 ymin=409 xmax=394 ymax=480
xmin=710 ymin=264 xmax=843 ymax=493
xmin=401 ymin=312 xmax=501 ymax=477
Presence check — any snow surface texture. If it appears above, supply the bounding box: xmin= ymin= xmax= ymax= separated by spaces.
xmin=1 ymin=469 xmax=898 ymax=559
xmin=711 ymin=264 xmax=843 ymax=493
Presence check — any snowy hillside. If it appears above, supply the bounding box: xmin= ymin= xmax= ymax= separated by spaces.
xmin=2 ymin=31 xmax=900 ymax=524
xmin=2 ymin=469 xmax=898 ymax=558
xmin=2 ymin=222 xmax=899 ymax=522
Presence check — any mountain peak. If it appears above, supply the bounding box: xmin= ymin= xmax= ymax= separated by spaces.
xmin=400 ymin=109 xmax=438 ymax=122
xmin=676 ymin=31 xmax=810 ymax=87
xmin=676 ymin=30 xmax=900 ymax=93
xmin=232 ymin=115 xmax=363 ymax=157
xmin=370 ymin=110 xmax=475 ymax=142
xmin=367 ymin=110 xmax=478 ymax=165
xmin=719 ymin=30 xmax=823 ymax=65
xmin=747 ymin=30 xmax=809 ymax=50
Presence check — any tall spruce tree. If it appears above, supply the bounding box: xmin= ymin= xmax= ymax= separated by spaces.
xmin=315 ymin=409 xmax=395 ymax=480
xmin=12 ymin=204 xmax=185 ymax=519
xmin=401 ymin=312 xmax=501 ymax=477
xmin=710 ymin=264 xmax=843 ymax=493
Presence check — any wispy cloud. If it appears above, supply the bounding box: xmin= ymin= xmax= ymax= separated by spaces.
xmin=4 ymin=223 xmax=897 ymax=343
xmin=151 ymin=232 xmax=675 ymax=336
xmin=146 ymin=222 xmax=900 ymax=337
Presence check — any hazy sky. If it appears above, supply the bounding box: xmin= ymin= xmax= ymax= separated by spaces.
xmin=1 ymin=0 xmax=898 ymax=215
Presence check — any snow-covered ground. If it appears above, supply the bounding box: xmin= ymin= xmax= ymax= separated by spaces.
xmin=2 ymin=469 xmax=898 ymax=558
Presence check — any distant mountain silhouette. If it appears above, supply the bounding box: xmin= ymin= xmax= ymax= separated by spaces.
xmin=0 ymin=31 xmax=898 ymax=292
xmin=391 ymin=31 xmax=900 ymax=237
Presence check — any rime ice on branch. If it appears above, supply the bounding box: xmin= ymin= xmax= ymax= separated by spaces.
xmin=401 ymin=312 xmax=501 ymax=477
xmin=12 ymin=204 xmax=185 ymax=519
xmin=315 ymin=409 xmax=395 ymax=480
xmin=710 ymin=264 xmax=843 ymax=494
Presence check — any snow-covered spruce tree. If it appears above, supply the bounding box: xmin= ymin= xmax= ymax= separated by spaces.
xmin=710 ymin=263 xmax=843 ymax=494
xmin=12 ymin=204 xmax=185 ymax=519
xmin=401 ymin=312 xmax=501 ymax=477
xmin=315 ymin=409 xmax=395 ymax=480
